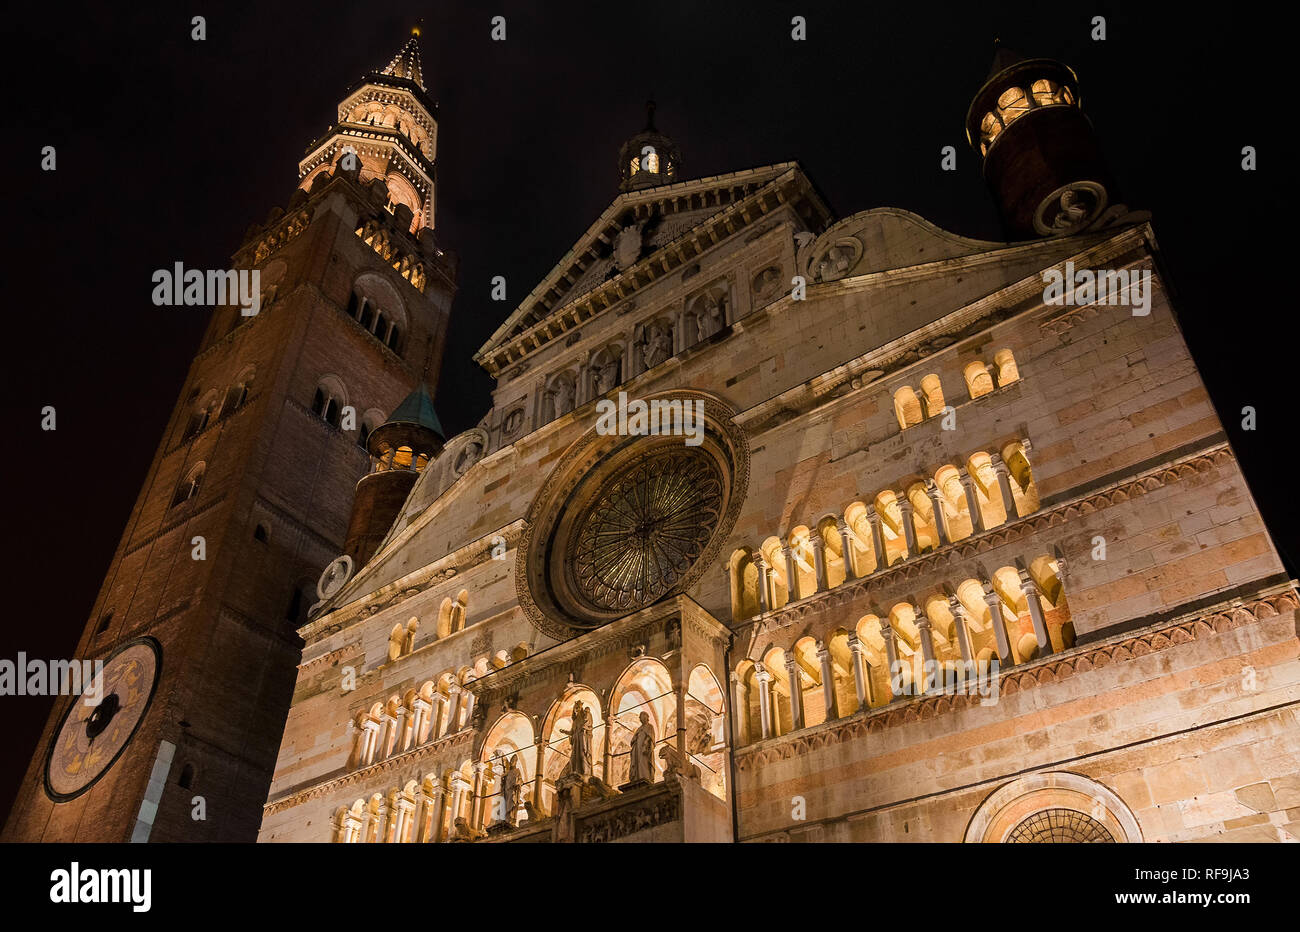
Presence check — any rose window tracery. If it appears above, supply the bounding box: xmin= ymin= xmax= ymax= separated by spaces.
xmin=570 ymin=450 xmax=723 ymax=612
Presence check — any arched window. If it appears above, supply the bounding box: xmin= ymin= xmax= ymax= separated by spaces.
xmin=728 ymin=549 xmax=760 ymax=622
xmin=312 ymin=378 xmax=347 ymax=428
xmin=253 ymin=523 xmax=269 ymax=543
xmin=893 ymin=386 xmax=923 ymax=429
xmin=171 ymin=463 xmax=205 ymax=508
xmin=359 ymin=305 xmax=375 ymax=331
xmin=919 ymin=374 xmax=945 ymax=418
xmin=94 ymin=611 xmax=113 ymax=638
xmin=178 ymin=763 xmax=195 ymax=789
xmin=997 ymin=86 xmax=1029 ymax=125
xmin=993 ymin=348 xmax=1020 ymax=387
xmin=964 ymin=361 xmax=994 ymax=399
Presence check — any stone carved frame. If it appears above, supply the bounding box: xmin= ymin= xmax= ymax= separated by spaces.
xmin=515 ymin=392 xmax=750 ymax=640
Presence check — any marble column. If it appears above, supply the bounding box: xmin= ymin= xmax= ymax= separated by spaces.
xmin=898 ymin=496 xmax=918 ymax=557
xmin=879 ymin=617 xmax=899 ymax=702
xmin=983 ymin=583 xmax=1014 ymax=666
xmin=731 ymin=670 xmax=750 ymax=746
xmin=755 ymin=664 xmax=774 ymax=739
xmin=866 ymin=506 xmax=886 ymax=569
xmin=810 ymin=533 xmax=828 ymax=592
xmin=915 ymin=610 xmax=936 ymax=695
xmin=925 ymin=479 xmax=949 ymax=545
xmin=784 ymin=655 xmax=804 ymax=731
xmin=947 ymin=594 xmax=974 ymax=665
xmin=836 ymin=517 xmax=857 ymax=581
xmin=960 ymin=469 xmax=985 ymax=534
xmin=991 ymin=452 xmax=1019 ymax=521
xmin=817 ymin=641 xmax=838 ymax=720
xmin=847 ymin=633 xmax=872 ymax=708
xmin=752 ymin=552 xmax=770 ymax=614
xmin=782 ymin=544 xmax=799 ymax=602
xmin=1018 ymin=568 xmax=1053 ymax=655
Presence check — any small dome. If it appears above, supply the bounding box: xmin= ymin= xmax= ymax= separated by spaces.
xmin=618 ymin=101 xmax=680 ymax=192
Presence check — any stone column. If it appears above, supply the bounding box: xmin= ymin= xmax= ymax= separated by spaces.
xmin=898 ymin=496 xmax=917 ymax=558
xmin=848 ymin=633 xmax=872 ymax=708
xmin=448 ymin=776 xmax=468 ymax=835
xmin=810 ymin=533 xmax=828 ymax=592
xmin=752 ymin=552 xmax=770 ymax=614
xmin=379 ymin=714 xmax=397 ymax=760
xmin=866 ymin=506 xmax=886 ymax=569
xmin=837 ymin=517 xmax=857 ymax=581
xmin=461 ymin=687 xmax=477 ymax=727
xmin=817 ymin=641 xmax=838 ymax=720
xmin=445 ymin=685 xmax=462 ymax=735
xmin=433 ymin=692 xmax=451 ymax=739
xmin=782 ymin=544 xmax=799 ymax=602
xmin=394 ymin=795 xmax=415 ymax=843
xmin=394 ymin=705 xmax=410 ymax=753
xmin=731 ymin=670 xmax=750 ymax=746
xmin=375 ymin=802 xmax=390 ymax=843
xmin=960 ymin=470 xmax=985 ymax=534
xmin=991 ymin=452 xmax=1019 ymax=521
xmin=784 ymin=655 xmax=805 ymax=731
xmin=419 ymin=784 xmax=439 ymax=842
xmin=878 ymin=617 xmax=898 ymax=702
xmin=470 ymin=761 xmax=488 ymax=830
xmin=361 ymin=719 xmax=380 ymax=766
xmin=755 ymin=664 xmax=774 ymax=739
xmin=982 ymin=583 xmax=1014 ymax=666
xmin=915 ymin=610 xmax=936 ymax=695
xmin=924 ymin=479 xmax=949 ymax=545
xmin=532 ymin=736 xmax=547 ymax=819
xmin=947 ymin=595 xmax=974 ymax=665
xmin=1018 ymin=568 xmax=1053 ymax=655
xmin=411 ymin=698 xmax=432 ymax=746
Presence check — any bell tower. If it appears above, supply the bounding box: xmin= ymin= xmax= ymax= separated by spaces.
xmin=3 ymin=30 xmax=457 ymax=842
xmin=965 ymin=45 xmax=1120 ymax=238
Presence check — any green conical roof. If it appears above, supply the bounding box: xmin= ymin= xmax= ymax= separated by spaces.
xmin=385 ymin=383 xmax=444 ymax=437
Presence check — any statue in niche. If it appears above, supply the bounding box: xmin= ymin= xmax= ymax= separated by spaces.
xmin=455 ymin=441 xmax=482 ymax=475
xmin=501 ymin=753 xmax=524 ymax=826
xmin=641 ymin=324 xmax=671 ymax=369
xmin=593 ymin=358 xmax=619 ymax=396
xmin=629 ymin=711 xmax=655 ymax=784
xmin=696 ymin=296 xmax=725 ymax=341
xmin=562 ymin=701 xmax=594 ymax=777
xmin=553 ymin=378 xmax=575 ymax=416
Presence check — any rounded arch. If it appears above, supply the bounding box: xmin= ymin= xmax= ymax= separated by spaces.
xmin=607 ymin=657 xmax=675 ymax=786
xmin=893 ymin=385 xmax=922 ymax=429
xmin=686 ymin=663 xmax=727 ymax=799
xmin=843 ymin=501 xmax=877 ymax=576
xmin=964 ymin=360 xmax=994 ymax=399
xmin=539 ymin=685 xmax=607 ymax=810
xmin=728 ymin=548 xmax=761 ymax=622
xmin=787 ymin=525 xmax=817 ymax=600
xmin=964 ymin=771 xmax=1142 ymax=843
xmin=479 ymin=710 xmax=538 ymax=827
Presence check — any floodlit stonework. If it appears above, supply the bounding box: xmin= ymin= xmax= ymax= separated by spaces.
xmin=256 ymin=42 xmax=1299 ymax=844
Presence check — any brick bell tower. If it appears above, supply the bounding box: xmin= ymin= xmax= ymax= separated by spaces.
xmin=3 ymin=28 xmax=457 ymax=842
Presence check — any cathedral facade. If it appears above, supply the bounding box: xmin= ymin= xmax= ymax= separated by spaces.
xmin=258 ymin=41 xmax=1299 ymax=844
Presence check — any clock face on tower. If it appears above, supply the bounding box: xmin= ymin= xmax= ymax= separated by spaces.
xmin=43 ymin=637 xmax=161 ymax=802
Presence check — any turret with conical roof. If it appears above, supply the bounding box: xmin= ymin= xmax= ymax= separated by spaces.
xmin=342 ymin=384 xmax=446 ymax=568
xmin=965 ymin=42 xmax=1118 ymax=238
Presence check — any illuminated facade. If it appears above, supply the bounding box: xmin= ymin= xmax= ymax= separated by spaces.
xmin=259 ymin=43 xmax=1298 ymax=844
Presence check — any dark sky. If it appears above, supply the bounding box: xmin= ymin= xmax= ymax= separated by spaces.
xmin=5 ymin=1 xmax=1288 ymax=821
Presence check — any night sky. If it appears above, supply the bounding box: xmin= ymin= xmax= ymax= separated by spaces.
xmin=5 ymin=1 xmax=1288 ymax=821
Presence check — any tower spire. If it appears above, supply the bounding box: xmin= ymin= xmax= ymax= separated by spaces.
xmin=381 ymin=26 xmax=426 ymax=91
